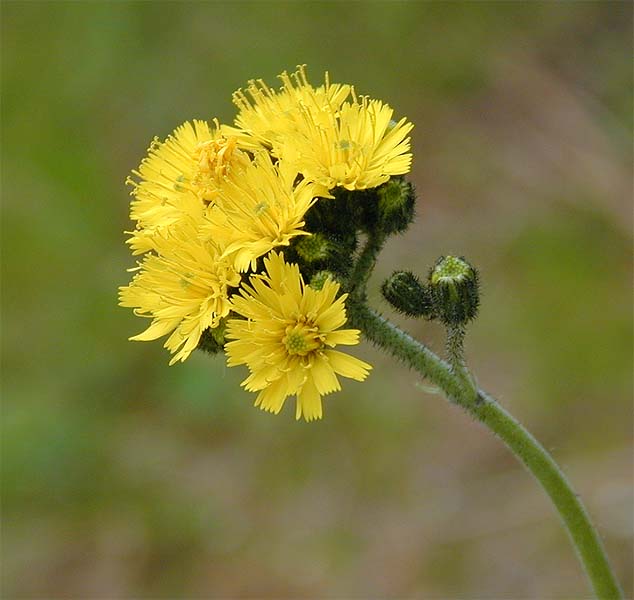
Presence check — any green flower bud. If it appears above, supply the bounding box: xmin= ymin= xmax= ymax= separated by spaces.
xmin=309 ymin=270 xmax=335 ymax=291
xmin=197 ymin=318 xmax=228 ymax=354
xmin=428 ymin=256 xmax=479 ymax=326
xmin=376 ymin=178 xmax=416 ymax=235
xmin=294 ymin=233 xmax=331 ymax=263
xmin=381 ymin=270 xmax=433 ymax=318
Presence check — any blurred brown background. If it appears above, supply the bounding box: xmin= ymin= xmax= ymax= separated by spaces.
xmin=2 ymin=2 xmax=632 ymax=598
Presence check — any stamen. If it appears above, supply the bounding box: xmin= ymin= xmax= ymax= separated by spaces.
xmin=283 ymin=322 xmax=323 ymax=356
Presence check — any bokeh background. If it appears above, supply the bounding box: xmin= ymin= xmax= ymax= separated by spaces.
xmin=2 ymin=2 xmax=632 ymax=598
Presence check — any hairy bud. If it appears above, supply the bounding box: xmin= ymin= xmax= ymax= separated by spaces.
xmin=309 ymin=270 xmax=335 ymax=291
xmin=294 ymin=233 xmax=331 ymax=263
xmin=376 ymin=178 xmax=416 ymax=235
xmin=197 ymin=318 xmax=227 ymax=354
xmin=428 ymin=256 xmax=479 ymax=326
xmin=381 ymin=270 xmax=433 ymax=318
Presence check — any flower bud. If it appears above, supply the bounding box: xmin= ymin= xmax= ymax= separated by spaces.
xmin=294 ymin=233 xmax=331 ymax=263
xmin=197 ymin=318 xmax=227 ymax=354
xmin=309 ymin=270 xmax=335 ymax=291
xmin=376 ymin=178 xmax=416 ymax=235
xmin=381 ymin=270 xmax=433 ymax=318
xmin=428 ymin=256 xmax=479 ymax=326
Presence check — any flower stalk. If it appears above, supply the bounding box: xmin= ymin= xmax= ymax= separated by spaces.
xmin=445 ymin=324 xmax=478 ymax=401
xmin=346 ymin=298 xmax=622 ymax=600
xmin=348 ymin=231 xmax=386 ymax=297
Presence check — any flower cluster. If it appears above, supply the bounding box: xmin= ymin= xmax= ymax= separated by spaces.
xmin=120 ymin=66 xmax=414 ymax=420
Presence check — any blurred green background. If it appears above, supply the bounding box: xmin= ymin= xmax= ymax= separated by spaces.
xmin=2 ymin=2 xmax=632 ymax=598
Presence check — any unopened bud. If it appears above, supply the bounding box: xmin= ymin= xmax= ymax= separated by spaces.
xmin=295 ymin=233 xmax=331 ymax=263
xmin=381 ymin=270 xmax=433 ymax=318
xmin=197 ymin=318 xmax=227 ymax=354
xmin=429 ymin=256 xmax=479 ymax=326
xmin=309 ymin=270 xmax=335 ymax=291
xmin=376 ymin=178 xmax=416 ymax=235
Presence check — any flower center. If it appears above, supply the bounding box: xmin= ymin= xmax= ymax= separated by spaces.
xmin=283 ymin=322 xmax=323 ymax=356
xmin=196 ymin=136 xmax=237 ymax=177
xmin=430 ymin=255 xmax=471 ymax=284
xmin=192 ymin=136 xmax=238 ymax=200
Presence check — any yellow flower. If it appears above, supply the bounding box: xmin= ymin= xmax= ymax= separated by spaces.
xmin=119 ymin=219 xmax=241 ymax=365
xmin=230 ymin=65 xmax=352 ymax=151
xmin=231 ymin=66 xmax=413 ymax=191
xmin=126 ymin=119 xmax=250 ymax=254
xmin=203 ymin=152 xmax=331 ymax=272
xmin=225 ymin=252 xmax=372 ymax=421
xmin=283 ymin=97 xmax=414 ymax=191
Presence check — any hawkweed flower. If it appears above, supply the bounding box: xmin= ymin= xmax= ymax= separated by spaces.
xmin=230 ymin=65 xmax=352 ymax=151
xmin=281 ymin=96 xmax=414 ymax=191
xmin=119 ymin=219 xmax=241 ymax=364
xmin=202 ymin=152 xmax=331 ymax=272
xmin=126 ymin=119 xmax=250 ymax=254
xmin=225 ymin=252 xmax=372 ymax=421
xmin=231 ymin=66 xmax=413 ymax=191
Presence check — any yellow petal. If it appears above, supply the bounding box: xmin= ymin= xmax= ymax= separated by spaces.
xmin=255 ymin=375 xmax=289 ymax=414
xmin=296 ymin=376 xmax=323 ymax=422
xmin=310 ymin=354 xmax=342 ymax=396
xmin=129 ymin=319 xmax=179 ymax=341
xmin=324 ymin=328 xmax=360 ymax=347
xmin=325 ymin=350 xmax=372 ymax=381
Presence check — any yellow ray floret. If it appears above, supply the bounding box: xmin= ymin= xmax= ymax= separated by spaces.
xmin=225 ymin=252 xmax=372 ymax=421
xmin=203 ymin=152 xmax=331 ymax=272
xmin=126 ymin=119 xmax=251 ymax=254
xmin=119 ymin=219 xmax=241 ymax=365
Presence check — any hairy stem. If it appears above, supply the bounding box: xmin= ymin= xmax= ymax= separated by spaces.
xmin=446 ymin=324 xmax=478 ymax=401
xmin=348 ymin=232 xmax=385 ymax=297
xmin=347 ymin=300 xmax=622 ymax=600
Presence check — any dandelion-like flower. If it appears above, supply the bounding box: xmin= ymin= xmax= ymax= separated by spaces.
xmin=283 ymin=97 xmax=414 ymax=191
xmin=231 ymin=66 xmax=413 ymax=191
xmin=127 ymin=119 xmax=250 ymax=254
xmin=225 ymin=252 xmax=372 ymax=421
xmin=119 ymin=219 xmax=241 ymax=364
xmin=203 ymin=152 xmax=331 ymax=272
xmin=230 ymin=65 xmax=352 ymax=150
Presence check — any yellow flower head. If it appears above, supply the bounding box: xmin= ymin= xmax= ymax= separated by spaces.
xmin=126 ymin=119 xmax=251 ymax=254
xmin=231 ymin=66 xmax=413 ymax=191
xmin=231 ymin=65 xmax=352 ymax=150
xmin=119 ymin=219 xmax=241 ymax=365
xmin=203 ymin=152 xmax=331 ymax=272
xmin=283 ymin=97 xmax=414 ymax=191
xmin=225 ymin=252 xmax=372 ymax=421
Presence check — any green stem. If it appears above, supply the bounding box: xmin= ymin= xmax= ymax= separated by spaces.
xmin=347 ymin=300 xmax=622 ymax=600
xmin=348 ymin=232 xmax=385 ymax=297
xmin=446 ymin=324 xmax=478 ymax=401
